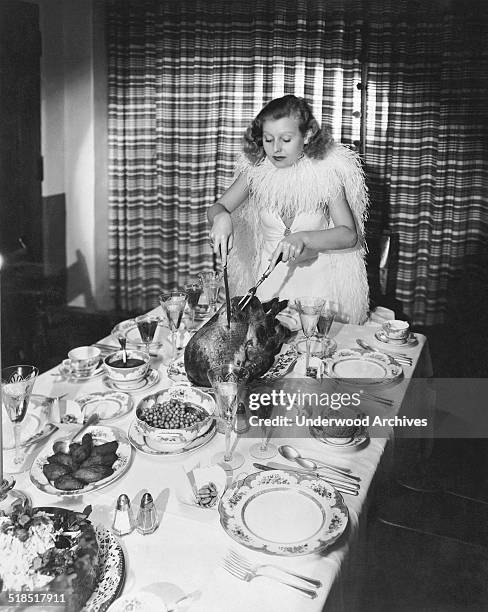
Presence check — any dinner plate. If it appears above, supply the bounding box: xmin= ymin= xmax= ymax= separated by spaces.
xmin=323 ymin=349 xmax=403 ymax=384
xmin=75 ymin=391 xmax=133 ymax=421
xmin=218 ymin=469 xmax=348 ymax=556
xmin=103 ymin=368 xmax=160 ymax=392
xmin=29 ymin=508 xmax=125 ymax=612
xmin=374 ymin=328 xmax=418 ymax=348
xmin=127 ymin=418 xmax=216 ymax=456
xmin=111 ymin=318 xmax=169 ymax=351
xmin=30 ymin=425 xmax=133 ymax=497
xmin=2 ymin=413 xmax=44 ymax=450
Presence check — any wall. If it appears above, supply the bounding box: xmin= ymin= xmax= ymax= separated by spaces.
xmin=34 ymin=0 xmax=111 ymax=310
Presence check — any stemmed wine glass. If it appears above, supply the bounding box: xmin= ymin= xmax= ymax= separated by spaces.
xmin=316 ymin=300 xmax=340 ymax=357
xmin=295 ymin=297 xmax=326 ymax=374
xmin=249 ymin=401 xmax=277 ymax=460
xmin=135 ymin=313 xmax=160 ymax=354
xmin=184 ymin=280 xmax=203 ymax=332
xmin=198 ymin=271 xmax=222 ymax=317
xmin=2 ymin=365 xmax=39 ymax=470
xmin=208 ymin=364 xmax=249 ymax=470
xmin=159 ymin=291 xmax=187 ymax=362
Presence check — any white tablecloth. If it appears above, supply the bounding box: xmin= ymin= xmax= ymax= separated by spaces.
xmin=6 ymin=319 xmax=432 ymax=612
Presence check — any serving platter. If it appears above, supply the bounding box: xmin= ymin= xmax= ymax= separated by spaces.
xmin=86 ymin=526 xmax=125 ymax=612
xmin=111 ymin=318 xmax=168 ymax=351
xmin=128 ymin=418 xmax=216 ymax=456
xmin=75 ymin=391 xmax=133 ymax=422
xmin=323 ymin=349 xmax=403 ymax=384
xmin=29 ymin=507 xmax=125 ymax=612
xmin=30 ymin=425 xmax=133 ymax=497
xmin=167 ymin=346 xmax=299 ymax=386
xmin=218 ymin=469 xmax=348 ymax=556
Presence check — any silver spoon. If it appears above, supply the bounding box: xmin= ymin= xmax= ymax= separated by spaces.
xmin=294 ymin=456 xmax=361 ymax=482
xmin=118 ymin=336 xmax=128 ymax=365
xmin=278 ymin=445 xmax=356 ymax=479
xmin=52 ymin=414 xmax=99 ymax=454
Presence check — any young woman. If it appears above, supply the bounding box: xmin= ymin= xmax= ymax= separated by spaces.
xmin=207 ymin=94 xmax=369 ymax=324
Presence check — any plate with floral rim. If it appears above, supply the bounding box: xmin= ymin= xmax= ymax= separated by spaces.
xmin=75 ymin=391 xmax=133 ymax=422
xmin=218 ymin=469 xmax=348 ymax=556
xmin=323 ymin=348 xmax=403 ymax=385
xmin=30 ymin=425 xmax=133 ymax=497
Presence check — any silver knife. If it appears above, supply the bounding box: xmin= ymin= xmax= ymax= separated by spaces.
xmin=223 ymin=264 xmax=231 ymax=328
xmin=252 ymin=463 xmax=359 ymax=495
xmin=22 ymin=423 xmax=59 ymax=448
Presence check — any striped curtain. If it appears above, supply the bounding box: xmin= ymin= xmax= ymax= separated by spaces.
xmin=364 ymin=0 xmax=488 ymax=325
xmin=107 ymin=0 xmax=488 ymax=325
xmin=106 ymin=0 xmax=364 ymax=311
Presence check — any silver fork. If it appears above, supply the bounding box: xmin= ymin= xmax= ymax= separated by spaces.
xmin=228 ymin=549 xmax=322 ymax=589
xmin=222 ymin=557 xmax=317 ymax=599
xmin=356 ymin=339 xmax=413 ymax=365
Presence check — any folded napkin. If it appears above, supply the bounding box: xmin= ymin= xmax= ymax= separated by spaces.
xmin=176 ymin=465 xmax=227 ymax=522
xmin=276 ymin=307 xmax=301 ymax=332
xmin=365 ymin=306 xmax=395 ymax=326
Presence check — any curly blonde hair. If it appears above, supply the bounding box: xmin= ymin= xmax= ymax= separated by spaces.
xmin=242 ymin=94 xmax=334 ymax=164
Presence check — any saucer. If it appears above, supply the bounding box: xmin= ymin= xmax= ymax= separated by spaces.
xmin=310 ymin=424 xmax=369 ymax=451
xmin=374 ymin=328 xmax=418 ymax=348
xmin=102 ymin=368 xmax=160 ymax=392
xmin=128 ymin=419 xmax=216 ymax=455
xmin=58 ymin=361 xmax=104 ymax=382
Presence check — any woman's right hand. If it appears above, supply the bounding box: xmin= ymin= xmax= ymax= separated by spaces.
xmin=210 ymin=211 xmax=234 ymax=265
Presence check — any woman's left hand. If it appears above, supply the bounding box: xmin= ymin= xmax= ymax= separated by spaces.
xmin=268 ymin=232 xmax=315 ymax=268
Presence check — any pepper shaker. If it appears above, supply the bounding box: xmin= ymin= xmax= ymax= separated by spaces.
xmin=136 ymin=492 xmax=158 ymax=535
xmin=112 ymin=494 xmax=136 ymax=536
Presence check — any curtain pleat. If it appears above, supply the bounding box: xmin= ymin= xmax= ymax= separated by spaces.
xmin=365 ymin=0 xmax=488 ymax=324
xmin=107 ymin=0 xmax=488 ymax=325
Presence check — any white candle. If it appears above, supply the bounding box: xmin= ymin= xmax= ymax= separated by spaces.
xmin=0 ymin=254 xmax=3 ymax=482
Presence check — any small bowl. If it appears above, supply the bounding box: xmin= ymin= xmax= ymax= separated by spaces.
xmin=103 ymin=349 xmax=150 ymax=385
xmin=135 ymin=386 xmax=215 ymax=453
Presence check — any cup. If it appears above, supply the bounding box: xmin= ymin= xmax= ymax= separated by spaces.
xmin=65 ymin=346 xmax=101 ymax=377
xmin=103 ymin=349 xmax=150 ymax=385
xmin=382 ymin=319 xmax=410 ymax=342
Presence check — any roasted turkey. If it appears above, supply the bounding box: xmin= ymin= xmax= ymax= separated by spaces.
xmin=184 ymin=296 xmax=290 ymax=387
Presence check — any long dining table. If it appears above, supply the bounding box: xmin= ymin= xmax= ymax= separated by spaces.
xmin=3 ymin=312 xmax=432 ymax=612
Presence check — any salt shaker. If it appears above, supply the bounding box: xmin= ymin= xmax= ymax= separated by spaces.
xmin=112 ymin=494 xmax=136 ymax=536
xmin=136 ymin=492 xmax=158 ymax=535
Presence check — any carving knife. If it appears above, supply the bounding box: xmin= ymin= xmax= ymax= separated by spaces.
xmin=223 ymin=263 xmax=231 ymax=328
xmin=252 ymin=462 xmax=359 ymax=494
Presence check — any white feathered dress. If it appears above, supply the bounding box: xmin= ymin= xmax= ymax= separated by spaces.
xmin=227 ymin=144 xmax=370 ymax=325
